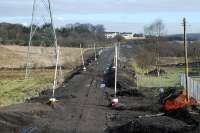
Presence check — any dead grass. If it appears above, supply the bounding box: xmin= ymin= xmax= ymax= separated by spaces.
xmin=0 ymin=45 xmax=88 ymax=68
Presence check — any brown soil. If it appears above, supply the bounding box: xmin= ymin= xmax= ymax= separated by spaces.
xmin=0 ymin=45 xmax=199 ymax=133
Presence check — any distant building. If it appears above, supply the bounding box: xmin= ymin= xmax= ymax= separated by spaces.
xmin=120 ymin=32 xmax=134 ymax=40
xmin=105 ymin=32 xmax=119 ymax=39
xmin=105 ymin=32 xmax=145 ymax=40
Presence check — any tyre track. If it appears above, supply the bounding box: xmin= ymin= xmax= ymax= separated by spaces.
xmin=73 ymin=75 xmax=95 ymax=133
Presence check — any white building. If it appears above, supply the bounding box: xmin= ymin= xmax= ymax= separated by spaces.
xmin=120 ymin=32 xmax=134 ymax=40
xmin=105 ymin=32 xmax=145 ymax=40
xmin=105 ymin=32 xmax=119 ymax=39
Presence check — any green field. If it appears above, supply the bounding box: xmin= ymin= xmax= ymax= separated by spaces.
xmin=137 ymin=68 xmax=182 ymax=87
xmin=0 ymin=69 xmax=69 ymax=106
xmin=135 ymin=66 xmax=200 ymax=88
xmin=135 ymin=66 xmax=185 ymax=88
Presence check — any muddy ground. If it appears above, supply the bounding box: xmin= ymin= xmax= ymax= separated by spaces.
xmin=0 ymin=45 xmax=200 ymax=133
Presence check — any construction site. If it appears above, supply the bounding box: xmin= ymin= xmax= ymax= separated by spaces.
xmin=0 ymin=0 xmax=200 ymax=133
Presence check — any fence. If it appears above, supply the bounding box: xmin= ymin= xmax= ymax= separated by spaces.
xmin=180 ymin=73 xmax=200 ymax=103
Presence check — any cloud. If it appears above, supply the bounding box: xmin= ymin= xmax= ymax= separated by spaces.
xmin=52 ymin=0 xmax=200 ymax=13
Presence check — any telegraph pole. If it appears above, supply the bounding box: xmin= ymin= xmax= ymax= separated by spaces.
xmin=183 ymin=17 xmax=189 ymax=101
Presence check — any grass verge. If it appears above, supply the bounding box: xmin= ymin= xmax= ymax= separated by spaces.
xmin=136 ymin=67 xmax=183 ymax=87
xmin=0 ymin=69 xmax=69 ymax=106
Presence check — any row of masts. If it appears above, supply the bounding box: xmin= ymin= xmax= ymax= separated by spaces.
xmin=25 ymin=0 xmax=190 ymax=103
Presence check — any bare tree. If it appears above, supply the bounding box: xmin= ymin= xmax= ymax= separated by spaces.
xmin=144 ymin=19 xmax=165 ymax=76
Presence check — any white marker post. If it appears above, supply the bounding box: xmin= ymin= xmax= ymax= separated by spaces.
xmin=49 ymin=46 xmax=60 ymax=103
xmin=112 ymin=55 xmax=116 ymax=69
xmin=112 ymin=44 xmax=116 ymax=69
xmin=48 ymin=0 xmax=59 ymax=103
xmin=80 ymin=44 xmax=86 ymax=71
xmin=112 ymin=43 xmax=119 ymax=104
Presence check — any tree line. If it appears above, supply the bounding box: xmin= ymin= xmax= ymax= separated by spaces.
xmin=0 ymin=22 xmax=108 ymax=47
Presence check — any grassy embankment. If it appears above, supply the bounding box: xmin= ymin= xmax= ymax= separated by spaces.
xmin=134 ymin=62 xmax=199 ymax=89
xmin=134 ymin=64 xmax=200 ymax=88
xmin=0 ymin=45 xmax=88 ymax=106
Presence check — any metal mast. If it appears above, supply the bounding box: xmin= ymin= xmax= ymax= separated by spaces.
xmin=26 ymin=0 xmax=60 ymax=102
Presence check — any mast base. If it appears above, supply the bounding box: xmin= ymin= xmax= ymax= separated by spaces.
xmin=83 ymin=67 xmax=87 ymax=71
xmin=112 ymin=66 xmax=116 ymax=69
xmin=48 ymin=98 xmax=58 ymax=104
xmin=111 ymin=98 xmax=119 ymax=104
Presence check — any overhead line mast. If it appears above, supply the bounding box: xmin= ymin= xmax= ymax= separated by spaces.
xmin=26 ymin=0 xmax=61 ymax=103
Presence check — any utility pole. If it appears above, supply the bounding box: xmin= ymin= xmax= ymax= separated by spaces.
xmin=183 ymin=17 xmax=189 ymax=101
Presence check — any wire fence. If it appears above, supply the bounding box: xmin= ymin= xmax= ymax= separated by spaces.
xmin=180 ymin=73 xmax=200 ymax=103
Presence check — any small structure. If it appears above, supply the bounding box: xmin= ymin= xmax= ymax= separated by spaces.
xmin=120 ymin=32 xmax=134 ymax=40
xmin=105 ymin=32 xmax=145 ymax=40
xmin=105 ymin=32 xmax=119 ymax=39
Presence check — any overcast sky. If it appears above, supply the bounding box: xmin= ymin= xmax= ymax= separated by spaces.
xmin=0 ymin=0 xmax=200 ymax=34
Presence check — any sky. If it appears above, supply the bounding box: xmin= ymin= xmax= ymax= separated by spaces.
xmin=0 ymin=0 xmax=200 ymax=34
